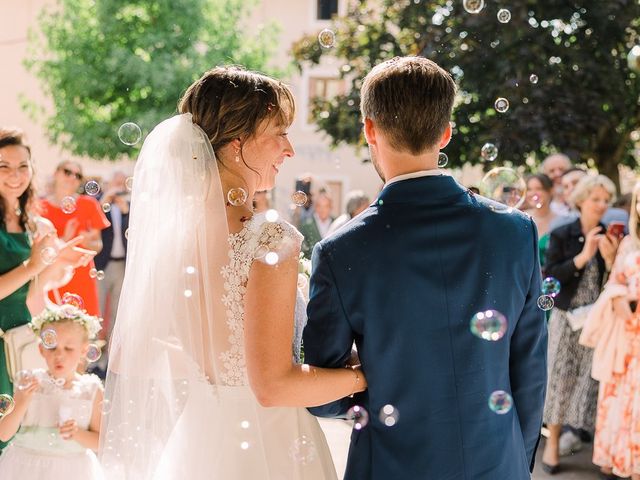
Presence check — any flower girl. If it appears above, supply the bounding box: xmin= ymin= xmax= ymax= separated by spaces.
xmin=0 ymin=304 xmax=104 ymax=479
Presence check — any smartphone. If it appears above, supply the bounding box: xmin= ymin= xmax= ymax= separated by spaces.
xmin=606 ymin=221 xmax=625 ymax=239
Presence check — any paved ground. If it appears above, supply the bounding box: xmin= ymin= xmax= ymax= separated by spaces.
xmin=319 ymin=419 xmax=607 ymax=479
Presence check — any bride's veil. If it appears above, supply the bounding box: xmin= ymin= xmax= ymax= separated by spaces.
xmin=100 ymin=113 xmax=231 ymax=478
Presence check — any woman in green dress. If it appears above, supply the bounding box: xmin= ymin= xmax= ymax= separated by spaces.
xmin=525 ymin=173 xmax=558 ymax=272
xmin=0 ymin=128 xmax=93 ymax=449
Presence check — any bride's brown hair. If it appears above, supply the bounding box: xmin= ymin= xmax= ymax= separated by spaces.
xmin=178 ymin=66 xmax=295 ymax=159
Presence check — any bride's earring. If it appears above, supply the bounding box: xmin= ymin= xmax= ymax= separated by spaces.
xmin=235 ymin=148 xmax=240 ymax=163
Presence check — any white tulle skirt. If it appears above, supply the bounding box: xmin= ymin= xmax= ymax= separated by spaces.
xmin=103 ymin=383 xmax=337 ymax=480
xmin=0 ymin=444 xmax=104 ymax=480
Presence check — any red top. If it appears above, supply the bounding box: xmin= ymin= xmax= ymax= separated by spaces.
xmin=41 ymin=195 xmax=111 ymax=316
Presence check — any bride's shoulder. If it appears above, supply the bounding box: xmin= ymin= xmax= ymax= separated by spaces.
xmin=251 ymin=212 xmax=303 ymax=255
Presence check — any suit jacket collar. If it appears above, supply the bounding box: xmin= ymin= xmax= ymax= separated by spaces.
xmin=376 ymin=174 xmax=468 ymax=206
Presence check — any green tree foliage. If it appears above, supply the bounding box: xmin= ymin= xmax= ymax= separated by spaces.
xmin=24 ymin=0 xmax=280 ymax=160
xmin=293 ymin=0 xmax=640 ymax=182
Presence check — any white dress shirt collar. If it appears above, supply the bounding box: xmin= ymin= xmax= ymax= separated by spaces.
xmin=384 ymin=169 xmax=448 ymax=187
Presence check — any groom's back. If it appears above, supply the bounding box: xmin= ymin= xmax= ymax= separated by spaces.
xmin=305 ymin=174 xmax=546 ymax=480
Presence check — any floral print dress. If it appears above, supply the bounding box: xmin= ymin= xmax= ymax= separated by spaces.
xmin=593 ymin=237 xmax=640 ymax=477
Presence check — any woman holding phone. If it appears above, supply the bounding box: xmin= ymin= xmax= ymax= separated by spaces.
xmin=542 ymin=174 xmax=620 ymax=474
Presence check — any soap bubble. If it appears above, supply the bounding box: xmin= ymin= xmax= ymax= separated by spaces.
xmin=84 ymin=181 xmax=100 ymax=196
xmin=265 ymin=209 xmax=279 ymax=222
xmin=40 ymin=246 xmax=58 ymax=265
xmin=463 ymin=0 xmax=484 ymax=14
xmin=292 ymin=191 xmax=308 ymax=207
xmin=96 ymin=270 xmax=105 ymax=281
xmin=61 ymin=196 xmax=76 ymax=214
xmin=227 ymin=188 xmax=248 ymax=207
xmin=318 ymin=29 xmax=336 ymax=48
xmin=437 ymin=152 xmax=449 ymax=168
xmin=41 ymin=329 xmax=58 ymax=349
xmin=0 ymin=394 xmax=15 ymax=416
xmin=61 ymin=292 xmax=84 ymax=310
xmin=265 ymin=252 xmax=279 ymax=266
xmin=480 ymin=167 xmax=527 ymax=209
xmin=628 ymin=45 xmax=640 ymax=72
xmin=15 ymin=370 xmax=35 ymax=391
xmin=497 ymin=9 xmax=511 ymax=23
xmin=542 ymin=277 xmax=561 ymax=297
xmin=470 ymin=310 xmax=507 ymax=341
xmin=529 ymin=74 xmax=539 ymax=84
xmin=86 ymin=344 xmax=102 ymax=363
xmin=125 ymin=177 xmax=134 ymax=191
xmin=118 ymin=123 xmax=142 ymax=146
xmin=102 ymin=203 xmax=111 ymax=213
xmin=347 ymin=405 xmax=369 ymax=430
xmin=480 ymin=143 xmax=498 ymax=162
xmin=378 ymin=404 xmax=400 ymax=427
xmin=537 ymin=295 xmax=554 ymax=311
xmin=494 ymin=97 xmax=510 ymax=113
xmin=289 ymin=435 xmax=317 ymax=465
xmin=488 ymin=390 xmax=513 ymax=414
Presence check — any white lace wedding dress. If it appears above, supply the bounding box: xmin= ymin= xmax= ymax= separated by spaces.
xmin=151 ymin=213 xmax=337 ymax=480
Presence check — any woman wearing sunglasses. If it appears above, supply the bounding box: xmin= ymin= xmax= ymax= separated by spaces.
xmin=41 ymin=161 xmax=110 ymax=315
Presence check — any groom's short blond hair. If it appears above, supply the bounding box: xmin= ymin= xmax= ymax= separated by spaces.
xmin=360 ymin=56 xmax=456 ymax=155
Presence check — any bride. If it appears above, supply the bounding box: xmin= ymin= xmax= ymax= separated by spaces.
xmin=100 ymin=66 xmax=366 ymax=479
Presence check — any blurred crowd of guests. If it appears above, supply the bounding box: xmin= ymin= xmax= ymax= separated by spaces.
xmin=1 ymin=125 xmax=640 ymax=478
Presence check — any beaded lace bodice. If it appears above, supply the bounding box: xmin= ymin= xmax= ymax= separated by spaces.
xmin=219 ymin=213 xmax=304 ymax=386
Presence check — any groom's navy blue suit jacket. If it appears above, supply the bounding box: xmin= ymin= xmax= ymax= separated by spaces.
xmin=304 ymin=174 xmax=547 ymax=480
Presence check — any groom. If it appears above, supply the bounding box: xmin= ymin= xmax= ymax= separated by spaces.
xmin=303 ymin=56 xmax=547 ymax=480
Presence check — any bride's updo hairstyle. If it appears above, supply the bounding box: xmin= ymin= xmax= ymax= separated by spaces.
xmin=178 ymin=66 xmax=295 ymax=155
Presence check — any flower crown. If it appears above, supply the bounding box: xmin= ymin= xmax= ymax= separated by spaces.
xmin=30 ymin=305 xmax=102 ymax=340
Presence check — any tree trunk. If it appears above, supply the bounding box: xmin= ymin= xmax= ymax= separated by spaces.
xmin=596 ymin=156 xmax=621 ymax=193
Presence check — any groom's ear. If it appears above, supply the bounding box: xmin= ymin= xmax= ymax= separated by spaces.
xmin=438 ymin=122 xmax=453 ymax=149
xmin=363 ymin=118 xmax=378 ymax=146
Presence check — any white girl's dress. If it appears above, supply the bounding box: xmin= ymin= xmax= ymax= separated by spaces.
xmin=0 ymin=369 xmax=104 ymax=479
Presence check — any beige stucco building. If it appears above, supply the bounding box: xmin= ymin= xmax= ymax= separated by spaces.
xmin=1 ymin=0 xmax=386 ymax=215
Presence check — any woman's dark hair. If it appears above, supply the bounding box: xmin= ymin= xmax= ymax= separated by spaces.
xmin=0 ymin=128 xmax=37 ymax=232
xmin=525 ymin=173 xmax=553 ymax=192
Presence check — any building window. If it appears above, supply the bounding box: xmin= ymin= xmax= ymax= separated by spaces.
xmin=317 ymin=0 xmax=338 ymax=20
xmin=309 ymin=77 xmax=345 ymax=100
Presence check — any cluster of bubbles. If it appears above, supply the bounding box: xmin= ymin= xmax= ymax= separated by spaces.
xmin=0 ymin=394 xmax=15 ymax=417
xmin=531 ymin=194 xmax=543 ymax=209
xmin=479 ymin=167 xmax=527 ymax=210
xmin=118 ymin=123 xmax=142 ymax=146
xmin=89 ymin=268 xmax=106 ymax=281
xmin=318 ymin=29 xmax=336 ymax=49
xmin=470 ymin=309 xmax=507 ymax=341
